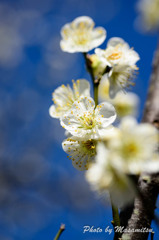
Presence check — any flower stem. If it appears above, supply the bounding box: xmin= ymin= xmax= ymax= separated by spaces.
xmin=54 ymin=224 xmax=65 ymax=240
xmin=94 ymin=81 xmax=99 ymax=106
xmin=83 ymin=52 xmax=95 ymax=84
xmin=83 ymin=53 xmax=98 ymax=106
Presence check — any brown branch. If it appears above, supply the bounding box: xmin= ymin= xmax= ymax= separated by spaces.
xmin=121 ymin=41 xmax=159 ymax=240
xmin=142 ymin=41 xmax=159 ymax=128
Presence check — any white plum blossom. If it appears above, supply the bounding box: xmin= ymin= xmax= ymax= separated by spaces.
xmin=95 ymin=37 xmax=140 ymax=97
xmin=86 ymin=142 xmax=137 ymax=207
xmin=108 ymin=117 xmax=158 ymax=175
xmin=62 ymin=137 xmax=97 ymax=171
xmin=49 ymin=79 xmax=90 ymax=118
xmin=60 ymin=16 xmax=106 ymax=53
xmin=61 ymin=97 xmax=116 ymax=140
xmin=137 ymin=0 xmax=159 ymax=31
xmin=98 ymin=78 xmax=139 ymax=118
xmin=96 ymin=38 xmax=139 ymax=67
xmin=112 ymin=91 xmax=139 ymax=118
xmin=86 ymin=117 xmax=159 ymax=206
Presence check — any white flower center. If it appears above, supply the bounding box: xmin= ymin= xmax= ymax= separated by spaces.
xmin=108 ymin=51 xmax=122 ymax=61
xmin=73 ymin=30 xmax=90 ymax=46
xmin=83 ymin=139 xmax=96 ymax=151
xmin=107 ymin=45 xmax=123 ymax=61
xmin=71 ymin=22 xmax=91 ymax=46
xmin=120 ymin=140 xmax=141 ymax=160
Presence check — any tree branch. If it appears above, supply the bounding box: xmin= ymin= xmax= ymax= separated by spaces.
xmin=142 ymin=41 xmax=159 ymax=128
xmin=121 ymin=41 xmax=159 ymax=240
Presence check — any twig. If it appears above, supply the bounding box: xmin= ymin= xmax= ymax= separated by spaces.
xmin=54 ymin=224 xmax=65 ymax=240
xmin=151 ymin=231 xmax=154 ymax=240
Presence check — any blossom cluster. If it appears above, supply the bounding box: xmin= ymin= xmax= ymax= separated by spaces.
xmin=50 ymin=79 xmax=116 ymax=170
xmin=86 ymin=117 xmax=158 ymax=206
xmin=49 ymin=16 xmax=159 ymax=207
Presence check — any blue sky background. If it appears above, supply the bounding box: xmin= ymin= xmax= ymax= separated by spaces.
xmin=0 ymin=0 xmax=158 ymax=239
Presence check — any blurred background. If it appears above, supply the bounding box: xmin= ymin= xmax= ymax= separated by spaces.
xmin=0 ymin=0 xmax=158 ymax=239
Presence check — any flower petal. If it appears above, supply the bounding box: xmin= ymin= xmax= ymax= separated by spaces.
xmin=62 ymin=137 xmax=96 ymax=171
xmin=97 ymin=101 xmax=116 ymax=119
xmin=71 ymin=16 xmax=94 ymax=29
xmin=90 ymin=27 xmax=106 ymax=48
xmin=107 ymin=37 xmax=129 ymax=48
xmin=75 ymin=79 xmax=90 ymax=97
xmin=61 ymin=23 xmax=72 ymax=40
xmin=49 ymin=105 xmax=60 ymax=118
xmin=109 ymin=81 xmax=121 ymax=98
xmin=50 ymin=79 xmax=91 ymax=119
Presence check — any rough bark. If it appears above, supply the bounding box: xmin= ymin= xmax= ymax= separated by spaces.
xmin=121 ymin=41 xmax=159 ymax=240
